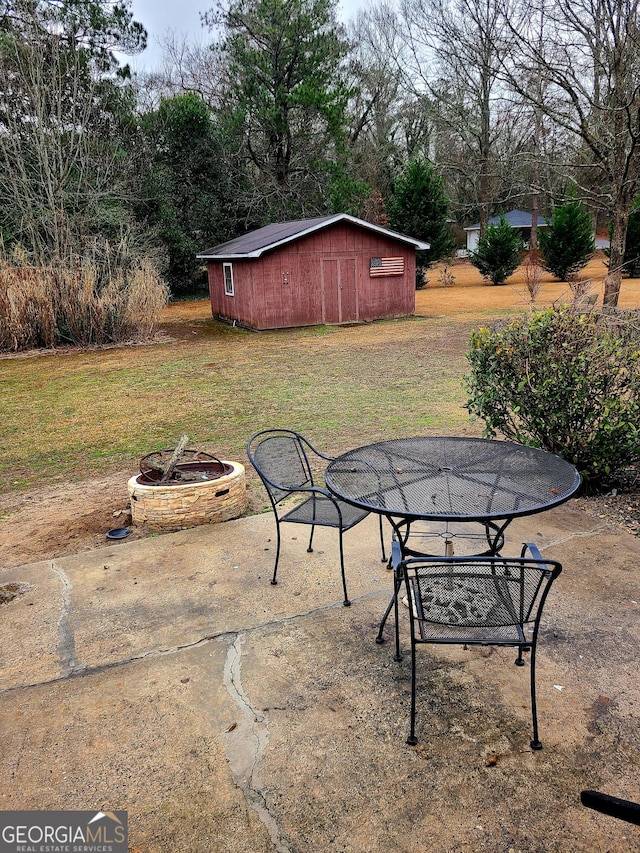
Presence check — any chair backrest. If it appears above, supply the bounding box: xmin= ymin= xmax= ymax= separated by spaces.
xmin=404 ymin=555 xmax=562 ymax=630
xmin=247 ymin=429 xmax=314 ymax=504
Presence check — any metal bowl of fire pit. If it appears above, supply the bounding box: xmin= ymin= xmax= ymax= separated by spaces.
xmin=138 ymin=449 xmax=234 ymax=485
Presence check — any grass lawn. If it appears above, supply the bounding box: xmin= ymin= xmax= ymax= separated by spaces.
xmin=0 ymin=312 xmax=476 ymax=493
xmin=1 ymin=256 xmax=638 ymax=497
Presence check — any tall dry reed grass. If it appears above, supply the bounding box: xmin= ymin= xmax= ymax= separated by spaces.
xmin=0 ymin=252 xmax=169 ymax=351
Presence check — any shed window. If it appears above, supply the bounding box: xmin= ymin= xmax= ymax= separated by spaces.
xmin=223 ymin=262 xmax=234 ymax=296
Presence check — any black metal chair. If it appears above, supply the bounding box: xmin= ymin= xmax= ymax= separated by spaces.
xmin=247 ymin=429 xmax=386 ymax=606
xmin=390 ymin=538 xmax=562 ymax=748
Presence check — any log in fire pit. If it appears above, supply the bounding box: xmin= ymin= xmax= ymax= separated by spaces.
xmin=127 ymin=436 xmax=248 ymax=530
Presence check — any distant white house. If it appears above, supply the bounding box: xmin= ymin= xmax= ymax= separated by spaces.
xmin=464 ymin=209 xmax=550 ymax=253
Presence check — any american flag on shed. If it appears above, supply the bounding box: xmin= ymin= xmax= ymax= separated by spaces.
xmin=369 ymin=256 xmax=405 ymax=277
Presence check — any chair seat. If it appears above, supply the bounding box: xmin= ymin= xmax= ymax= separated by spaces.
xmin=415 ymin=618 xmax=525 ymax=644
xmin=281 ymin=495 xmax=369 ymax=529
xmin=409 ymin=575 xmax=525 ymax=643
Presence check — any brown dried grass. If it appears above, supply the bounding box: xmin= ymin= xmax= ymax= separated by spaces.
xmin=416 ymin=255 xmax=640 ymax=318
xmin=0 ymin=255 xmax=169 ymax=351
xmin=0 ymin=265 xmax=57 ymax=350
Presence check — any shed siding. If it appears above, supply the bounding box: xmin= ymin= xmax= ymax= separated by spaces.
xmin=208 ymin=258 xmax=258 ymax=326
xmin=207 ymin=220 xmax=415 ymax=330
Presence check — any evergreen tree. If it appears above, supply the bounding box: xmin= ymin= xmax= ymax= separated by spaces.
xmin=469 ymin=215 xmax=522 ymax=285
xmin=209 ymin=0 xmax=354 ymax=222
xmin=140 ymin=93 xmax=240 ymax=294
xmin=387 ymin=158 xmax=455 ymax=287
xmin=539 ymin=201 xmax=594 ymax=281
xmin=621 ymin=198 xmax=640 ymax=278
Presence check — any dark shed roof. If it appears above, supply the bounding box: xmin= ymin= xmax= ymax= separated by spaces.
xmin=197 ymin=214 xmax=430 ymax=260
xmin=464 ymin=209 xmax=549 ymax=231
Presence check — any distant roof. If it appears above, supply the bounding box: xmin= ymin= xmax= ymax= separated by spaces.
xmin=197 ymin=214 xmax=430 ymax=259
xmin=464 ymin=209 xmax=549 ymax=231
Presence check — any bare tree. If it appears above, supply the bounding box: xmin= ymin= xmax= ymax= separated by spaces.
xmin=505 ymin=0 xmax=640 ymax=307
xmin=1 ymin=36 xmax=126 ymax=261
xmin=0 ymin=0 xmax=145 ymax=263
xmin=345 ymin=7 xmax=409 ymax=198
xmin=392 ymin=0 xmax=514 ymax=230
xmin=134 ymin=33 xmax=227 ymax=112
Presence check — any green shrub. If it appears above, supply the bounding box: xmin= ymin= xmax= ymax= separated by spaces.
xmin=539 ymin=201 xmax=594 ymax=280
xmin=468 ymin=215 xmax=522 ymax=285
xmin=387 ymin=157 xmax=456 ymax=271
xmin=606 ymin=196 xmax=640 ymax=277
xmin=465 ymin=306 xmax=640 ymax=488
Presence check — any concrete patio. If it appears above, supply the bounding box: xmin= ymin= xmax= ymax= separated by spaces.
xmin=1 ymin=502 xmax=639 ymax=852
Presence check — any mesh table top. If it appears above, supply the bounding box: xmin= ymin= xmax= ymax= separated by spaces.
xmin=324 ymin=437 xmax=581 ymax=522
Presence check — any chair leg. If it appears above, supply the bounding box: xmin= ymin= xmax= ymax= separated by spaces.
xmin=307 ymin=524 xmax=315 ymax=553
xmin=271 ymin=517 xmax=282 ymax=585
xmin=393 ymin=573 xmax=402 ymax=662
xmin=529 ymin=642 xmax=542 ymax=750
xmin=338 ymin=528 xmax=350 ymax=607
xmin=376 ymin=570 xmax=403 ymax=646
xmin=407 ymin=639 xmax=418 ymax=746
xmin=379 ymin=515 xmax=387 ymax=563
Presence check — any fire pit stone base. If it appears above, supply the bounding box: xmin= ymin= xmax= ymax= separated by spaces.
xmin=127 ymin=460 xmax=248 ymax=530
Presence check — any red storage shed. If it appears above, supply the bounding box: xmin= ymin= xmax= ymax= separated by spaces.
xmin=197 ymin=214 xmax=430 ymax=330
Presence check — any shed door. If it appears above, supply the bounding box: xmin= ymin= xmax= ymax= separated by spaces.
xmin=322 ymin=258 xmax=358 ymax=324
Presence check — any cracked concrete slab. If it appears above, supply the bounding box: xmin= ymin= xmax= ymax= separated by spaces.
xmin=1 ymin=506 xmax=639 ymax=852
xmin=0 ymin=638 xmax=273 ymax=852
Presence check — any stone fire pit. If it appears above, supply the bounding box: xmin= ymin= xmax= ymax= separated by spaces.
xmin=127 ymin=443 xmax=248 ymax=530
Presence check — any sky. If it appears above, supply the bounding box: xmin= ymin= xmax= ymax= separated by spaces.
xmin=124 ymin=0 xmax=366 ymax=72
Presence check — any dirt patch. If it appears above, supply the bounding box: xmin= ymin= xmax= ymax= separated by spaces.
xmin=0 ymin=472 xmax=136 ymax=568
xmin=0 ymin=465 xmax=269 ymax=569
xmin=575 ymin=481 xmax=640 ymax=537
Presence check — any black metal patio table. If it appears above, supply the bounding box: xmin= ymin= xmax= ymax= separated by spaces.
xmin=324 ymin=436 xmax=580 ymax=640
xmin=324 ymin=436 xmax=581 ymax=550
